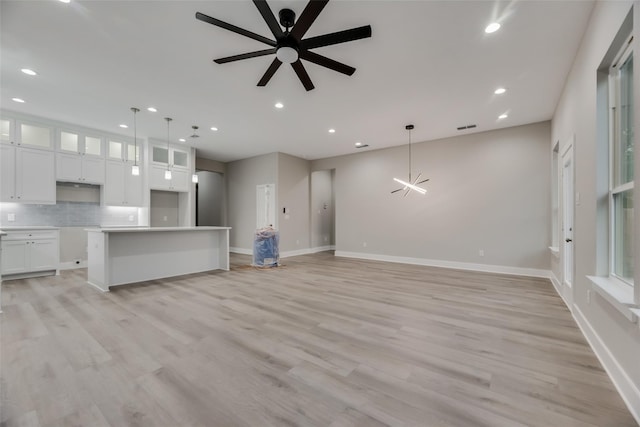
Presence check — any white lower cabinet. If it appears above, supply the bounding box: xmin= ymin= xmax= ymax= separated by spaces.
xmin=1 ymin=144 xmax=55 ymax=204
xmin=150 ymin=165 xmax=189 ymax=192
xmin=1 ymin=229 xmax=59 ymax=277
xmin=56 ymin=152 xmax=105 ymax=184
xmin=104 ymin=161 xmax=143 ymax=206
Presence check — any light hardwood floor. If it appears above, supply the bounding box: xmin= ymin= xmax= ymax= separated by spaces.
xmin=1 ymin=252 xmax=637 ymax=427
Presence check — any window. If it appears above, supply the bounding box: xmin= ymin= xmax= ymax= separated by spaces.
xmin=609 ymin=37 xmax=634 ymax=286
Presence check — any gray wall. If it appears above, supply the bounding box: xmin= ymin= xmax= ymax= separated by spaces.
xmin=312 ymin=121 xmax=551 ymax=270
xmin=226 ymin=152 xmax=277 ymax=249
xmin=550 ymin=0 xmax=640 ymax=414
xmin=277 ymin=153 xmax=311 ymax=253
xmin=310 ymin=169 xmax=335 ymax=248
xmin=150 ymin=190 xmax=179 ymax=227
xmin=196 ymin=171 xmax=224 ymax=226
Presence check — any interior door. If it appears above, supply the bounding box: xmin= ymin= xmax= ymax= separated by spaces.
xmin=256 ymin=184 xmax=276 ymax=229
xmin=561 ymin=144 xmax=575 ymax=305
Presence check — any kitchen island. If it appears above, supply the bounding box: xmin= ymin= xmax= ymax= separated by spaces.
xmin=86 ymin=226 xmax=231 ymax=291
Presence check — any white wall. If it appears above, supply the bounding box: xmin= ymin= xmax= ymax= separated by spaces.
xmin=226 ymin=152 xmax=277 ymax=250
xmin=277 ymin=153 xmax=311 ymax=254
xmin=312 ymin=122 xmax=551 ymax=274
xmin=550 ymin=0 xmax=640 ymax=419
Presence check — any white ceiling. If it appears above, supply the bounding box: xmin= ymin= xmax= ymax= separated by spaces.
xmin=1 ymin=0 xmax=594 ymax=162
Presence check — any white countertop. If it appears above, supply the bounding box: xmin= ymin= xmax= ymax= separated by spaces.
xmin=0 ymin=226 xmax=60 ymax=230
xmin=86 ymin=226 xmax=231 ymax=233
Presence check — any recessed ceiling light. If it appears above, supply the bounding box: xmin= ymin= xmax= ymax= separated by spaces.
xmin=147 ymin=107 xmax=157 ymax=112
xmin=485 ymin=22 xmax=501 ymax=34
xmin=498 ymin=113 xmax=508 ymax=119
xmin=178 ymin=138 xmax=186 ymax=142
xmin=274 ymin=102 xmax=284 ymax=109
xmin=494 ymin=87 xmax=506 ymax=95
xmin=328 ymin=129 xmax=336 ymax=133
xmin=119 ymin=124 xmax=128 ymax=128
xmin=59 ymin=0 xmax=71 ymax=3
xmin=355 ymin=142 xmax=362 ymax=147
xmin=12 ymin=98 xmax=25 ymax=103
xmin=21 ymin=68 xmax=37 ymax=76
xmin=210 ymin=126 xmax=218 ymax=131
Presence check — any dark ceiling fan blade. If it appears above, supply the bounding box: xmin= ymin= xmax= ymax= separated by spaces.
xmin=253 ymin=0 xmax=284 ymax=39
xmin=196 ymin=12 xmax=276 ymax=47
xmin=299 ymin=50 xmax=355 ymax=76
xmin=214 ymin=48 xmax=277 ymax=64
xmin=291 ymin=60 xmax=315 ymax=91
xmin=289 ymin=0 xmax=329 ymax=40
xmin=301 ymin=25 xmax=371 ymax=49
xmin=257 ymin=58 xmax=283 ymax=86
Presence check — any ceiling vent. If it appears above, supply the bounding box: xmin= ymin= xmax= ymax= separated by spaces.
xmin=457 ymin=124 xmax=477 ymax=131
xmin=355 ymin=144 xmax=369 ymax=149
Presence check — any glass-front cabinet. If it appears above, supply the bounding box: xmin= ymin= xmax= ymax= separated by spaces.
xmin=107 ymin=138 xmax=141 ymax=163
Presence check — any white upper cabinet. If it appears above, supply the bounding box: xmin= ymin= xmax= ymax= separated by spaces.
xmin=17 ymin=121 xmax=53 ymax=149
xmin=56 ymin=129 xmax=105 ymax=184
xmin=1 ymin=145 xmax=55 ymax=204
xmin=57 ymin=129 xmax=104 ymax=157
xmin=104 ymin=160 xmax=143 ymax=206
xmin=1 ymin=117 xmax=15 ymax=144
xmin=151 ymin=145 xmax=189 ymax=169
xmin=107 ymin=139 xmax=142 ymax=163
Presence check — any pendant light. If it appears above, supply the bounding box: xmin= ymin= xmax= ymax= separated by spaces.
xmin=192 ymin=173 xmax=199 ymax=183
xmin=164 ymin=117 xmax=172 ymax=180
xmin=130 ymin=107 xmax=140 ymax=176
xmin=391 ymin=124 xmax=429 ymax=196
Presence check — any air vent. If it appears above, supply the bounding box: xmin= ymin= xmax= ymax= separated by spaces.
xmin=457 ymin=124 xmax=477 ymax=130
xmin=355 ymin=144 xmax=369 ymax=149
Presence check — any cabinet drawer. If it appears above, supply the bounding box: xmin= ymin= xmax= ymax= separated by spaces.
xmin=3 ymin=230 xmax=58 ymax=240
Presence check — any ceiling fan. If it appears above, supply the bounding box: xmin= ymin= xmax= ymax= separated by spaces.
xmin=195 ymin=0 xmax=372 ymax=91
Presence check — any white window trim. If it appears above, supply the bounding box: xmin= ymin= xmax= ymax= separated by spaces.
xmin=608 ymin=36 xmax=634 ymax=288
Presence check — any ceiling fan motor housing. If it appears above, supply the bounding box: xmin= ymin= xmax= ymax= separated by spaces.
xmin=279 ymin=9 xmax=296 ymax=30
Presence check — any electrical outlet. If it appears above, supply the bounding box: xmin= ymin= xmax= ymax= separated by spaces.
xmin=296 ymin=239 xmax=299 ymax=245
xmin=7 ymin=213 xmax=15 ymax=222
xmin=163 ymin=216 xmax=168 ymax=221
xmin=324 ymin=236 xmax=328 ymax=242
xmin=363 ymin=242 xmax=367 ymax=247
xmin=479 ymin=249 xmax=484 ymax=257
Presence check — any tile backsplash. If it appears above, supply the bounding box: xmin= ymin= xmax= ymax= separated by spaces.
xmin=0 ymin=201 xmax=139 ymax=227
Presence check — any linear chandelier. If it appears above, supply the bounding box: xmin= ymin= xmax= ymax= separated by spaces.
xmin=391 ymin=124 xmax=429 ymax=196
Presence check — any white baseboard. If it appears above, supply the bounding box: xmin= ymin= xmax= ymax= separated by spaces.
xmin=549 ymin=272 xmax=572 ymax=310
xmin=59 ymin=260 xmax=87 ymax=270
xmin=334 ymin=251 xmax=552 ymax=279
xmin=572 ymin=305 xmax=640 ymax=425
xmin=229 ymin=247 xmax=252 ymax=255
xmin=230 ymin=246 xmax=335 ymax=258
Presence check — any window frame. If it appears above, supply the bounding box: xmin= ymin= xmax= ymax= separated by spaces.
xmin=608 ymin=35 xmax=635 ymax=287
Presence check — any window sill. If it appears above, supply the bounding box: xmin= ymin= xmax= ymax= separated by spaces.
xmin=587 ymin=275 xmax=637 ymax=322
xmin=549 ymin=246 xmax=559 ymax=258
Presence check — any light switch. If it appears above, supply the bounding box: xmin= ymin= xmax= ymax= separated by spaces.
xmin=7 ymin=213 xmax=15 ymax=222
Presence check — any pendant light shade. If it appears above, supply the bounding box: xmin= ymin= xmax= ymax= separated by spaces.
xmin=192 ymin=174 xmax=199 ymax=183
xmin=164 ymin=117 xmax=172 ymax=180
xmin=130 ymin=107 xmax=140 ymax=176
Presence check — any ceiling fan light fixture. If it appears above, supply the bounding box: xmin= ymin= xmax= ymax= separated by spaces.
xmin=276 ymin=46 xmax=298 ymax=64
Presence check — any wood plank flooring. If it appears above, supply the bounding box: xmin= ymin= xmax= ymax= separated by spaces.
xmin=1 ymin=252 xmax=637 ymax=427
